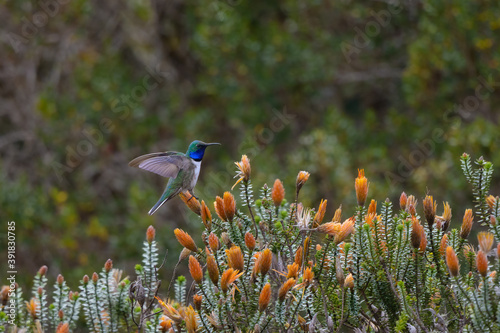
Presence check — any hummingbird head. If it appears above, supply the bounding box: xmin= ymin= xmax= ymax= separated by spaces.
xmin=187 ymin=140 xmax=220 ymax=161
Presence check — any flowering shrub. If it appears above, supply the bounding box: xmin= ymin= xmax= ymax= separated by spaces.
xmin=1 ymin=153 xmax=500 ymax=332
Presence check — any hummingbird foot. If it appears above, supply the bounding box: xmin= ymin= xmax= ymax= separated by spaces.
xmin=187 ymin=190 xmax=199 ymax=201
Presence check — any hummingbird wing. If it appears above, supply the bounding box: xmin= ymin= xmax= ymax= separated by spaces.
xmin=129 ymin=152 xmax=192 ymax=179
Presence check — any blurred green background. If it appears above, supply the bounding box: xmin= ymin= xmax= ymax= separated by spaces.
xmin=1 ymin=0 xmax=499 ymax=289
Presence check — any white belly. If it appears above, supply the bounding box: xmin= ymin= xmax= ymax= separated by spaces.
xmin=190 ymin=160 xmax=201 ymax=189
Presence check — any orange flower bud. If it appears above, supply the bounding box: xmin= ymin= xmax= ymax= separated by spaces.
xmin=179 ymin=192 xmax=201 ymax=215
xmin=226 ymin=246 xmax=244 ymax=272
xmin=208 ymin=232 xmax=220 ymax=252
xmin=184 ymin=306 xmax=198 ymax=333
xmin=104 ymin=259 xmax=113 ymax=273
xmin=287 ymin=263 xmax=299 ymax=279
xmin=244 ymin=232 xmax=256 ymax=251
xmin=82 ymin=275 xmax=89 ymax=284
xmin=491 ymin=215 xmax=497 ymax=226
xmin=460 ymin=209 xmax=474 ymax=239
xmin=344 ymin=273 xmax=354 ymax=289
xmin=271 ymin=179 xmax=285 ymax=207
xmin=223 ymin=192 xmax=236 ymax=222
xmin=316 ymin=222 xmax=341 ymax=236
xmin=58 ymin=309 xmax=64 ymax=320
xmin=313 ymin=199 xmax=327 ymax=226
xmin=160 ymin=315 xmax=173 ymax=332
xmin=476 ymin=250 xmax=488 ymax=277
xmin=57 ymin=274 xmax=64 ymax=285
xmin=92 ymin=272 xmax=98 ymax=283
xmin=146 ymin=225 xmax=156 ymax=243
xmin=497 ymin=243 xmax=500 ymax=258
xmin=423 ymin=195 xmax=437 ymax=227
xmin=200 ymin=201 xmax=212 ymax=230
xmin=355 ymin=169 xmax=368 ymax=206
xmin=257 ymin=249 xmax=272 ymax=276
xmin=214 ymin=196 xmax=227 ymax=221
xmin=38 ymin=265 xmax=48 ymax=276
xmin=258 ymin=283 xmax=271 ymax=312
xmin=478 ymin=231 xmax=494 ymax=253
xmin=406 ymin=195 xmax=417 ymax=215
xmin=193 ymin=294 xmax=202 ymax=311
xmin=298 ymin=267 xmax=314 ymax=288
xmin=485 ymin=195 xmax=496 ymax=209
xmin=179 ymin=248 xmax=191 ymax=261
xmin=411 ymin=217 xmax=422 ymax=250
xmin=56 ymin=322 xmax=69 ymax=333
xmin=439 ymin=234 xmax=448 ymax=256
xmin=188 ymin=255 xmax=203 ymax=284
xmin=206 ymin=254 xmax=219 ymax=285
xmin=233 ymin=155 xmax=251 ymax=189
xmin=220 ymin=268 xmax=243 ymax=294
xmin=367 ymin=199 xmax=377 ymax=216
xmin=334 ymin=218 xmax=355 ymax=244
xmin=174 ymin=228 xmax=198 ymax=252
xmin=294 ymin=247 xmax=303 ymax=267
xmin=26 ymin=298 xmax=39 ymax=318
xmin=278 ymin=278 xmax=296 ymax=301
xmin=400 ymin=192 xmax=407 ymax=211
xmin=296 ymin=171 xmax=310 ymax=193
xmin=332 ymin=205 xmax=342 ymax=223
xmin=446 ymin=246 xmax=459 ymax=277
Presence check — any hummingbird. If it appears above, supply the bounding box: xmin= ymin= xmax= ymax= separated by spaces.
xmin=129 ymin=140 xmax=220 ymax=215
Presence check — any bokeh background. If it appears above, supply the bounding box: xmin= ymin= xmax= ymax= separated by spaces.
xmin=1 ymin=0 xmax=499 ymax=289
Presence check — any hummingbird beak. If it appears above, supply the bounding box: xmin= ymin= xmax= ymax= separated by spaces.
xmin=204 ymin=142 xmax=221 ymax=146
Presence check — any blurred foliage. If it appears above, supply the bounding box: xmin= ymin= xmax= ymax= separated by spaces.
xmin=0 ymin=0 xmax=498 ymax=287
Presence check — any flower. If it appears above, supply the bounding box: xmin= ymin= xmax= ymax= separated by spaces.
xmin=485 ymin=195 xmax=496 ymax=209
xmin=220 ymin=268 xmax=243 ymax=294
xmin=476 ymin=250 xmax=488 ymax=277
xmin=367 ymin=199 xmax=377 ymax=216
xmin=208 ymin=233 xmax=220 ymax=252
xmin=271 ymin=179 xmax=285 ymax=207
xmin=334 ymin=218 xmax=355 ymax=244
xmin=344 ymin=273 xmax=354 ymax=289
xmin=233 ymin=155 xmax=251 ymax=189
xmin=423 ymin=195 xmax=437 ymax=227
xmin=56 ymin=323 xmax=69 ymax=333
xmin=332 ymin=205 xmax=342 ymax=223
xmin=146 ymin=225 xmax=156 ymax=243
xmin=296 ymin=171 xmax=310 ymax=193
xmin=435 ymin=202 xmax=452 ymax=231
xmin=295 ymin=267 xmax=314 ymax=289
xmin=313 ymin=199 xmax=327 ymax=227
xmin=446 ymin=246 xmax=459 ymax=277
xmin=179 ymin=191 xmax=201 ymax=215
xmin=355 ymin=169 xmax=368 ymax=206
xmin=296 ymin=205 xmax=312 ymax=229
xmin=406 ymin=195 xmax=418 ymax=216
xmin=316 ymin=222 xmax=341 ymax=236
xmin=156 ymin=297 xmax=183 ymax=323
xmin=26 ymin=298 xmax=39 ymax=319
xmin=214 ymin=196 xmax=227 ymax=221
xmin=439 ymin=234 xmax=448 ymax=256
xmin=478 ymin=231 xmax=494 ymax=253
xmin=188 ymin=256 xmax=203 ymax=284
xmin=184 ymin=306 xmax=198 ymax=333
xmin=400 ymin=192 xmax=407 ymax=211
xmin=294 ymin=247 xmax=303 ymax=267
xmin=206 ymin=254 xmax=219 ymax=285
xmin=160 ymin=315 xmax=173 ymax=332
xmin=460 ymin=209 xmax=474 ymax=239
xmin=226 ymin=246 xmax=244 ymax=272
xmin=411 ymin=217 xmax=423 ymax=250
xmin=193 ymin=294 xmax=202 ymax=311
xmin=223 ymin=192 xmax=236 ymax=222
xmin=286 ymin=263 xmax=299 ymax=279
xmin=258 ymin=283 xmax=271 ymax=312
xmin=257 ymin=249 xmax=272 ymax=276
xmin=174 ymin=229 xmax=198 ymax=252
xmin=245 ymin=232 xmax=256 ymax=251
xmin=278 ymin=278 xmax=296 ymax=301
xmin=200 ymin=201 xmax=212 ymax=230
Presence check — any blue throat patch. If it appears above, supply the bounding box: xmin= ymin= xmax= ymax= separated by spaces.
xmin=189 ymin=148 xmax=205 ymax=161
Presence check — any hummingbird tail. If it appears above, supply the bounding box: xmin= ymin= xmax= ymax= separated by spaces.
xmin=148 ymin=190 xmax=180 ymax=215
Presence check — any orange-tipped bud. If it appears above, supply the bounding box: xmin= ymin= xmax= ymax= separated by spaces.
xmin=193 ymin=294 xmax=202 ymax=311
xmin=179 ymin=248 xmax=191 ymax=261
xmin=206 ymin=254 xmax=219 ymax=285
xmin=300 ymin=267 xmax=314 ymax=288
xmin=411 ymin=217 xmax=423 ymax=249
xmin=38 ymin=265 xmax=48 ymax=276
xmin=313 ymin=199 xmax=327 ymax=226
xmin=26 ymin=298 xmax=39 ymax=318
xmin=367 ymin=199 xmax=377 ymax=216
xmin=316 ymin=222 xmax=341 ymax=236
xmin=257 ymin=249 xmax=272 ymax=276
xmin=419 ymin=230 xmax=427 ymax=253
xmin=200 ymin=201 xmax=212 ymax=230
xmin=344 ymin=273 xmax=354 ymax=289
xmin=476 ymin=250 xmax=488 ymax=277
xmin=478 ymin=231 xmax=494 ymax=253
xmin=174 ymin=228 xmax=198 ymax=252
xmin=179 ymin=192 xmax=201 ymax=215
xmin=223 ymin=192 xmax=236 ymax=222
xmin=294 ymin=247 xmax=303 ymax=267
xmin=278 ymin=278 xmax=296 ymax=301
xmin=104 ymin=259 xmax=113 ymax=273
xmin=188 ymin=255 xmax=203 ymax=284
xmin=491 ymin=215 xmax=497 ymax=226
xmin=214 ymin=196 xmax=227 ymax=221
xmin=220 ymin=268 xmax=243 ymax=294
xmin=258 ymin=283 xmax=271 ymax=312
xmin=439 ymin=234 xmax=448 ymax=256
xmin=160 ymin=315 xmax=173 ymax=332
xmin=296 ymin=171 xmax=310 ymax=193
xmin=486 ymin=195 xmax=496 ymax=209
xmin=146 ymin=225 xmax=156 ymax=243
xmin=185 ymin=306 xmax=198 ymax=333
xmin=355 ymin=169 xmax=368 ymax=206
xmin=400 ymin=192 xmax=407 ymax=211
xmin=332 ymin=205 xmax=342 ymax=223
xmin=208 ymin=232 xmax=220 ymax=252
xmin=226 ymin=246 xmax=244 ymax=272
xmin=460 ymin=209 xmax=474 ymax=239
xmin=271 ymin=179 xmax=285 ymax=207
xmin=57 ymin=274 xmax=64 ymax=285
xmin=446 ymin=246 xmax=459 ymax=277
xmin=233 ymin=155 xmax=251 ymax=189
xmin=56 ymin=322 xmax=69 ymax=333
xmin=245 ymin=232 xmax=256 ymax=251
xmin=334 ymin=218 xmax=355 ymax=244
xmin=82 ymin=275 xmax=89 ymax=284
xmin=92 ymin=272 xmax=98 ymax=283
xmin=497 ymin=243 xmax=500 ymax=258
xmin=287 ymin=263 xmax=299 ymax=279
xmin=423 ymin=195 xmax=437 ymax=226
xmin=406 ymin=195 xmax=417 ymax=215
